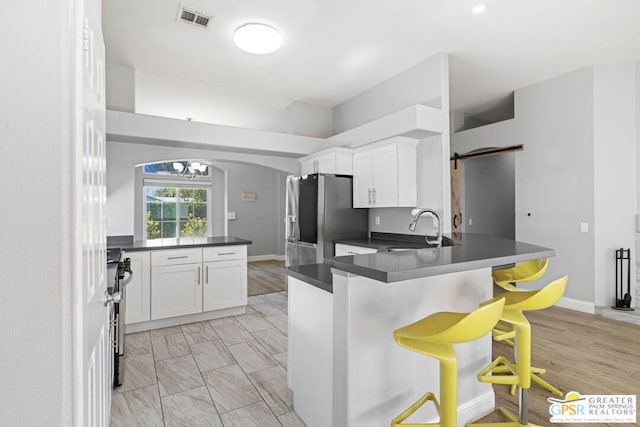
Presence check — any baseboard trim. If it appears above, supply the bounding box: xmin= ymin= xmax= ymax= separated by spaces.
xmin=555 ymin=296 xmax=596 ymax=314
xmin=125 ymin=306 xmax=246 ymax=333
xmin=248 ymin=254 xmax=285 ymax=262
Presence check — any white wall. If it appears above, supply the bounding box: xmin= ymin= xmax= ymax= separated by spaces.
xmin=0 ymin=0 xmax=73 ymax=424
xmin=135 ymin=70 xmax=291 ymax=133
xmin=213 ymin=161 xmax=287 ymax=256
xmin=106 ymin=63 xmax=135 ymax=112
xmin=464 ymin=153 xmax=515 ymax=239
xmin=132 ymin=70 xmax=333 ymax=138
xmin=333 ymin=53 xmax=446 ymax=133
xmin=287 ymin=101 xmax=334 ymax=137
xmin=107 ymin=141 xmax=293 ymax=255
xmin=592 ymin=62 xmax=637 ymax=307
xmin=452 ymin=63 xmax=640 ymax=309
xmin=338 ymin=53 xmax=452 ymax=235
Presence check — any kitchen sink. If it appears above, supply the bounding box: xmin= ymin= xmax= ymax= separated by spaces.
xmin=386 ymin=247 xmax=417 ymax=252
xmin=383 ymin=238 xmax=456 ymax=253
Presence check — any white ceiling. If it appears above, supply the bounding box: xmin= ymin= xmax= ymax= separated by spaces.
xmin=103 ymin=0 xmax=640 ymax=117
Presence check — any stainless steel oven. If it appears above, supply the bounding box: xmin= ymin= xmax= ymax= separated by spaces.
xmin=107 ymin=248 xmax=132 ymax=387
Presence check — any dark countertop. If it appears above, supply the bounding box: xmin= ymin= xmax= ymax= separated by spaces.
xmin=326 ymin=233 xmax=554 ymax=283
xmin=107 ymin=235 xmax=252 ymax=252
xmin=286 ymin=264 xmax=334 ymax=293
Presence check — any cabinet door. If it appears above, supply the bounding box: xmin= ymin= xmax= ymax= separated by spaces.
xmin=151 ymin=264 xmax=202 ymax=320
xmin=125 ymin=251 xmax=151 ymax=324
xmin=315 ymin=153 xmax=335 ymax=174
xmin=353 ymin=152 xmax=373 ymax=208
xmin=203 ymin=260 xmax=248 ymax=311
xmin=371 ymin=145 xmax=398 ymax=207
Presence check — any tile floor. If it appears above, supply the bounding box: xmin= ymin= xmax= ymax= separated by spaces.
xmin=110 ymin=292 xmax=306 ymax=427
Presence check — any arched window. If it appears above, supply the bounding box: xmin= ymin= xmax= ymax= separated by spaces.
xmin=140 ymin=160 xmax=212 ymax=240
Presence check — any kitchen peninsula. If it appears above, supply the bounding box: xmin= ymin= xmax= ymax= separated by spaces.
xmin=286 ymin=233 xmax=554 ymax=427
xmin=109 ymin=236 xmax=252 ymax=333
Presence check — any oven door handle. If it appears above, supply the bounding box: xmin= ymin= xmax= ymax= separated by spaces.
xmin=104 ymin=291 xmax=121 ymax=307
xmin=121 ymin=271 xmax=134 ymax=286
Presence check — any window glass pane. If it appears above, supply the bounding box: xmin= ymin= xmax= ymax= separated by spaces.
xmin=144 ymin=185 xmax=208 ymax=240
xmin=143 ymin=161 xmax=209 ymax=177
xmin=193 ymin=202 xmax=207 ymax=219
xmin=181 ymin=218 xmax=207 ymax=237
xmin=161 ymin=221 xmax=176 ymax=238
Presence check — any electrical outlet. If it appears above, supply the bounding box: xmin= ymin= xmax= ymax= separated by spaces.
xmin=469 ymin=218 xmax=473 ymax=226
xmin=375 ymin=216 xmax=380 ymax=225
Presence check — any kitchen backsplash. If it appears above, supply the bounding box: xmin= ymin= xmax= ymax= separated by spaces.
xmin=368 ymin=207 xmax=440 ymax=236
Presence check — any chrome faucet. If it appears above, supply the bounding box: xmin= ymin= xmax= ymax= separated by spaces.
xmin=408 ymin=208 xmax=442 ymax=247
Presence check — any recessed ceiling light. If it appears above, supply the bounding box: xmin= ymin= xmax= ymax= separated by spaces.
xmin=472 ymin=4 xmax=487 ymax=14
xmin=233 ymin=23 xmax=282 ymax=54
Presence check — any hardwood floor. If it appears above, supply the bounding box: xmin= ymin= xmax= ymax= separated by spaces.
xmin=476 ymin=305 xmax=640 ymax=427
xmin=248 ymin=260 xmax=286 ymax=296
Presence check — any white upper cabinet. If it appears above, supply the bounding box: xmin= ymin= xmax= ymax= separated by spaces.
xmin=299 ymin=147 xmax=353 ymax=175
xmin=353 ymin=139 xmax=417 ymax=208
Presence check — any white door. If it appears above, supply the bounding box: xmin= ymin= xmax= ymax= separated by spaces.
xmin=124 ymin=251 xmax=151 ymax=324
xmin=203 ymin=260 xmax=248 ymax=311
xmin=151 ymin=264 xmax=203 ymax=319
xmin=353 ymin=152 xmax=373 ymax=207
xmin=76 ymin=0 xmax=110 ymax=424
xmin=316 ymin=153 xmax=336 ymax=174
xmin=371 ymin=145 xmax=398 ymax=207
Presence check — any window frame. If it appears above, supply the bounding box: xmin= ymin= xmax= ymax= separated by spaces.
xmin=136 ymin=165 xmax=214 ymax=241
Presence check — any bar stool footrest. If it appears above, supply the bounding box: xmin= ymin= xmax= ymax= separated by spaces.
xmin=477 ymin=356 xmax=519 ymax=385
xmin=466 ymin=407 xmax=543 ymax=427
xmin=391 ymin=391 xmax=441 ymax=427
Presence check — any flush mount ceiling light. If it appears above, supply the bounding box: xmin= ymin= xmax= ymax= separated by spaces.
xmin=233 ymin=23 xmax=282 ymax=54
xmin=472 ymin=4 xmax=487 ymax=14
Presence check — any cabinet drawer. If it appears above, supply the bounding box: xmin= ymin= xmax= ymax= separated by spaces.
xmin=151 ymin=248 xmax=202 ymax=266
xmin=203 ymin=245 xmax=247 ymax=262
xmin=335 ymin=243 xmax=378 ymax=256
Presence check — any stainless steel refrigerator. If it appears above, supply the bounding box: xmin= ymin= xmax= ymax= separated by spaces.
xmin=285 ymin=174 xmax=368 ymax=267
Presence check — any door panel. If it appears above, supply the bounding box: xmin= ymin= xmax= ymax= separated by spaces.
xmin=298 ymin=175 xmax=318 ymax=243
xmin=203 ymin=260 xmax=248 ymax=311
xmin=371 ymin=145 xmax=398 ymax=207
xmin=125 ymin=252 xmax=151 ymax=324
xmin=80 ymin=0 xmax=110 ymax=424
xmin=450 ymin=159 xmax=462 ymax=239
xmin=353 ymin=152 xmax=373 ymax=208
xmin=151 ymin=264 xmax=202 ymax=319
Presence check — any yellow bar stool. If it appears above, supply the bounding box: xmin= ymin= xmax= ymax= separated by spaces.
xmin=493 ymin=258 xmax=549 ymax=292
xmin=491 ymin=258 xmax=561 ymax=397
xmin=391 ymin=298 xmax=506 ymax=427
xmin=468 ymin=276 xmax=568 ymax=427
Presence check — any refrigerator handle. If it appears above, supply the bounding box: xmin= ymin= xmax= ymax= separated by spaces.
xmin=287 ymin=215 xmax=298 ymax=241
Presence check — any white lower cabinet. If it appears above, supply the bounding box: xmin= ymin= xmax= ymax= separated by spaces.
xmin=142 ymin=245 xmax=248 ymax=322
xmin=124 ymin=251 xmax=151 ymax=324
xmin=151 ymin=263 xmax=203 ymax=320
xmin=203 ymin=260 xmax=247 ymax=311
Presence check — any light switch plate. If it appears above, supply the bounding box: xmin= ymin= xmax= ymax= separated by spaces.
xmin=580 ymin=222 xmax=588 ymax=233
xmin=227 ymin=212 xmax=236 ymax=220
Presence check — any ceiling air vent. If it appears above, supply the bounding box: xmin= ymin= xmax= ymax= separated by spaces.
xmin=176 ymin=4 xmax=213 ymax=30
